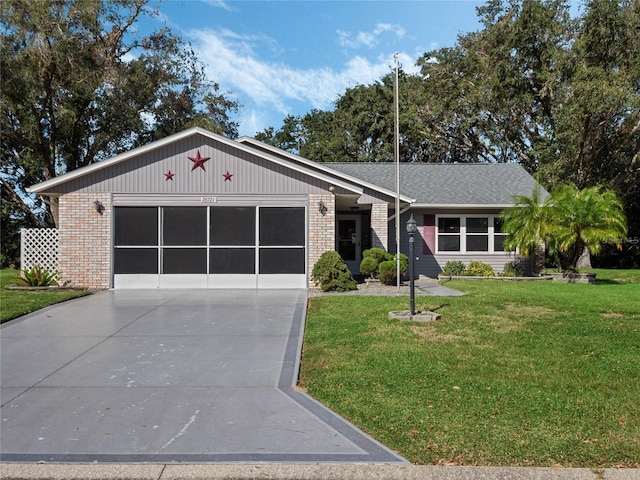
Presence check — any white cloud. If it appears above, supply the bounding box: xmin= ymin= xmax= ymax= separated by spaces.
xmin=337 ymin=23 xmax=406 ymax=49
xmin=189 ymin=28 xmax=420 ymax=135
xmin=201 ymin=0 xmax=233 ymax=12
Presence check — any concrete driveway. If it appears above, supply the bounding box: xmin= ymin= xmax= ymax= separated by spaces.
xmin=0 ymin=289 xmax=404 ymax=463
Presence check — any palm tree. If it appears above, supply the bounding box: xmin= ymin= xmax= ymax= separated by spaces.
xmin=546 ymin=184 xmax=627 ymax=270
xmin=501 ymin=182 xmax=550 ymax=274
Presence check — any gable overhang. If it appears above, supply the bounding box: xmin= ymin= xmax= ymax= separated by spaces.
xmin=27 ymin=127 xmax=364 ymax=196
xmin=236 ymin=137 xmax=415 ymax=204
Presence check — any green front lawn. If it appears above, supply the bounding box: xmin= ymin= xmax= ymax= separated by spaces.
xmin=0 ymin=269 xmax=90 ymax=323
xmin=300 ymin=269 xmax=640 ymax=467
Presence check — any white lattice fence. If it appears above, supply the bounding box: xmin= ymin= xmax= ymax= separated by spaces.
xmin=21 ymin=228 xmax=59 ymax=272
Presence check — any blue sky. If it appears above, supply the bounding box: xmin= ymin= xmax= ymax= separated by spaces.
xmin=143 ymin=1 xmax=486 ymax=137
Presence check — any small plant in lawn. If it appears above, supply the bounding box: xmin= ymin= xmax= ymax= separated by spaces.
xmin=442 ymin=260 xmax=466 ymax=276
xmin=16 ymin=265 xmax=60 ymax=287
xmin=467 ymin=260 xmax=494 ymax=277
xmin=311 ymin=251 xmax=357 ymax=292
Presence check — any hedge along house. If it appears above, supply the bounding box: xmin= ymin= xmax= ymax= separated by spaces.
xmin=27 ymin=127 xmax=542 ymax=290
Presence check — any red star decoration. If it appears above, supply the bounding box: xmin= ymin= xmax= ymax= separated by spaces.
xmin=223 ymin=170 xmax=233 ymax=182
xmin=164 ymin=170 xmax=175 ymax=181
xmin=188 ymin=150 xmax=210 ymax=171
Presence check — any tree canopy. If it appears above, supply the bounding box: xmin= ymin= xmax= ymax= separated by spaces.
xmin=258 ymin=0 xmax=638 ymax=264
xmin=0 ymin=0 xmax=240 ymax=234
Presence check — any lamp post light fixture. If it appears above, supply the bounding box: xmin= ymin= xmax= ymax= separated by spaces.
xmin=406 ymin=213 xmax=417 ymax=315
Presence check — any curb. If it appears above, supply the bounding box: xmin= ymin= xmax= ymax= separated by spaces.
xmin=1 ymin=464 xmax=639 ymax=480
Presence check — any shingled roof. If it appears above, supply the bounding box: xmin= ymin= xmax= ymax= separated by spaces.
xmin=324 ymin=162 xmax=546 ymax=206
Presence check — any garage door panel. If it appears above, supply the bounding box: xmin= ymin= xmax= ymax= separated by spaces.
xmin=208 ymin=274 xmax=258 ymax=289
xmin=209 ymin=248 xmax=255 ymax=274
xmin=163 ymin=207 xmax=207 ymax=246
xmin=114 ymin=248 xmax=158 ymax=274
xmin=114 ymin=274 xmax=159 ymax=289
xmin=259 ymin=207 xmax=305 ymax=246
xmin=158 ymin=274 xmax=208 ymax=289
xmin=114 ymin=207 xmax=158 ymax=246
xmin=210 ymin=207 xmax=255 ymax=246
xmin=162 ymin=248 xmax=207 ymax=274
xmin=259 ymin=248 xmax=305 ymax=274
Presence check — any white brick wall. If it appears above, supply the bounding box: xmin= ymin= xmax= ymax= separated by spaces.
xmin=58 ymin=193 xmax=111 ymax=289
xmin=308 ymin=194 xmax=336 ymax=287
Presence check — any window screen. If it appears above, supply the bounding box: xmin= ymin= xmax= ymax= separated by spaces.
xmin=438 ymin=236 xmax=460 ymax=252
xmin=162 ymin=248 xmax=207 ymax=274
xmin=114 ymin=248 xmax=158 ymax=274
xmin=163 ymin=207 xmax=207 ymax=246
xmin=438 ymin=217 xmax=460 ymax=233
xmin=210 ymin=207 xmax=255 ymax=246
xmin=210 ymin=248 xmax=255 ymax=274
xmin=467 ymin=236 xmax=489 ymax=251
xmin=467 ymin=217 xmax=488 ymax=233
xmin=114 ymin=207 xmax=158 ymax=246
xmin=260 ymin=248 xmax=305 ymax=274
xmin=259 ymin=207 xmax=305 ymax=246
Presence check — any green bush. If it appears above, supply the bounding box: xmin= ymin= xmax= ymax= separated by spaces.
xmin=502 ymin=261 xmax=524 ymax=277
xmin=17 ymin=265 xmax=60 ymax=287
xmin=359 ymin=256 xmax=379 ymax=278
xmin=362 ymin=247 xmax=388 ymax=262
xmin=378 ymin=260 xmax=398 ymax=285
xmin=311 ymin=251 xmax=357 ymax=292
xmin=467 ymin=260 xmax=495 ymax=277
xmin=360 ymin=248 xmax=408 ymax=280
xmin=442 ymin=260 xmax=466 ymax=276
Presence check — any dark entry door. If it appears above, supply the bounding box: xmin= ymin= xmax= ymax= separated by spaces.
xmin=336 ymin=215 xmax=361 ymax=273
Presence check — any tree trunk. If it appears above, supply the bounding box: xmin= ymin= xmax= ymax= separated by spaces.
xmin=532 ymin=238 xmax=546 ymax=275
xmin=576 ymin=245 xmax=592 ymax=269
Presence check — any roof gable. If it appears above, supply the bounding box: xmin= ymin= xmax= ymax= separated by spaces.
xmin=28 ymin=128 xmax=363 ymax=196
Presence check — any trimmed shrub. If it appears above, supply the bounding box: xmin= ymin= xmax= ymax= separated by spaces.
xmin=17 ymin=265 xmax=60 ymax=287
xmin=311 ymin=251 xmax=357 ymax=292
xmin=442 ymin=260 xmax=466 ymax=276
xmin=502 ymin=261 xmax=524 ymax=277
xmin=359 ymin=256 xmax=379 ymax=278
xmin=467 ymin=260 xmax=495 ymax=277
xmin=363 ymin=247 xmax=388 ymax=262
xmin=378 ymin=260 xmax=398 ymax=285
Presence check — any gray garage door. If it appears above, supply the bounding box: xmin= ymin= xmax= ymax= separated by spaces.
xmin=113 ymin=206 xmax=306 ymax=289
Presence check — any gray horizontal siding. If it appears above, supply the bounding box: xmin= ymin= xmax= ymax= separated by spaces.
xmin=55 ymin=136 xmax=330 ymax=195
xmin=391 ymin=208 xmax=531 ymax=278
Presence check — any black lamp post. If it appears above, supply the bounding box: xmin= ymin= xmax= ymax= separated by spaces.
xmin=406 ymin=213 xmax=417 ymax=315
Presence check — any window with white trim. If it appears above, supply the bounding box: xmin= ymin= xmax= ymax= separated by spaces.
xmin=436 ymin=216 xmax=511 ymax=253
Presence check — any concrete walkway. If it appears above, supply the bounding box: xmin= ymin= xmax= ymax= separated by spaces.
xmin=0 ymin=289 xmax=402 ymax=464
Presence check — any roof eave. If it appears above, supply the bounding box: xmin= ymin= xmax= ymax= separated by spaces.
xmin=237 ymin=137 xmax=414 ymax=203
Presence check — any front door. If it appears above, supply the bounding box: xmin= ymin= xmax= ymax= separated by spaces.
xmin=336 ymin=215 xmax=361 ymax=274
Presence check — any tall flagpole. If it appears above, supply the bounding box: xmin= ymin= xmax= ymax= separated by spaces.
xmin=394 ymin=52 xmax=400 ymax=289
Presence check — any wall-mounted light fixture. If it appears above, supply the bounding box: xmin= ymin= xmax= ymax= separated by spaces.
xmin=318 ymin=200 xmax=328 ymax=216
xmin=328 ymin=185 xmax=335 ymax=192
xmin=94 ymin=200 xmax=105 ymax=215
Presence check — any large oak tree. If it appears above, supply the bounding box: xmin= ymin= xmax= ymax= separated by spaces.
xmin=1 ymin=0 xmax=239 ymax=235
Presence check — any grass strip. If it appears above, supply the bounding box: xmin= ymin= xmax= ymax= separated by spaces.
xmin=1 ymin=269 xmax=90 ymax=323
